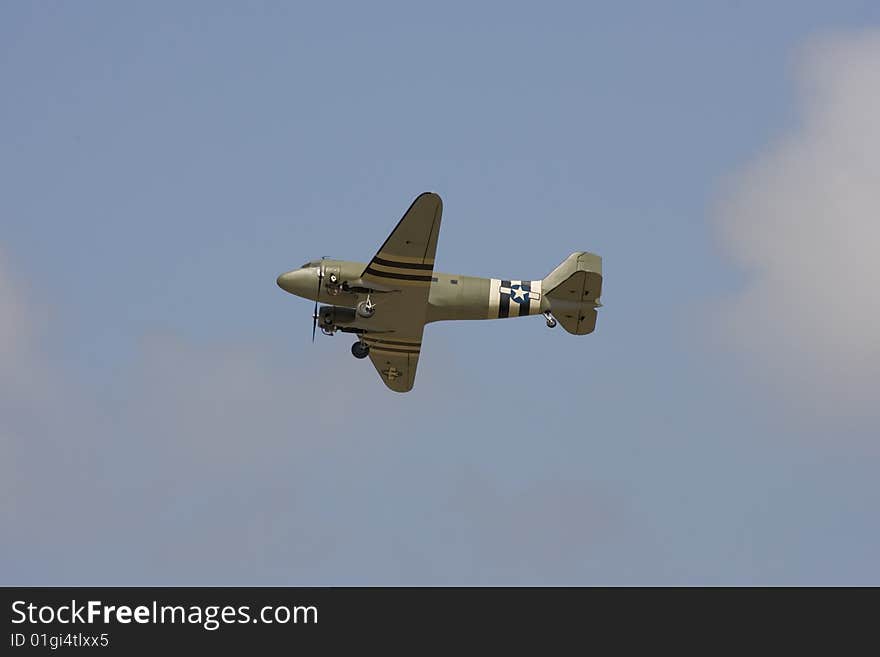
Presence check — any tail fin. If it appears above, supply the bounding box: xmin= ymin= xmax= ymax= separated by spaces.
xmin=542 ymin=252 xmax=603 ymax=335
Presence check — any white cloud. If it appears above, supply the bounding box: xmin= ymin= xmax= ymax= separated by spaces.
xmin=712 ymin=30 xmax=880 ymax=414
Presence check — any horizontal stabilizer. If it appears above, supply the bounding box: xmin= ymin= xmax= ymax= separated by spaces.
xmin=543 ymin=252 xmax=602 ymax=335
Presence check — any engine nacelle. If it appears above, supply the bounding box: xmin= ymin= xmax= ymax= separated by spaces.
xmin=318 ymin=305 xmax=357 ymax=328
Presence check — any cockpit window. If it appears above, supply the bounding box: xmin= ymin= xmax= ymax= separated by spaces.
xmin=301 ymin=261 xmax=319 ymax=268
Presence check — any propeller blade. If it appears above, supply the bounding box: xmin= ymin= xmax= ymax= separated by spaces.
xmin=312 ymin=300 xmax=318 ymax=342
xmin=312 ymin=259 xmax=324 ymax=343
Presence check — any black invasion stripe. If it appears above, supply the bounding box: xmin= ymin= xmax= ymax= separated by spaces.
xmin=364 ymin=267 xmax=433 ymax=282
xmin=499 ymin=279 xmax=511 ymax=318
xmin=368 ymin=345 xmax=421 ymax=354
xmin=371 ymin=256 xmax=434 ymax=271
xmin=363 ymin=338 xmax=422 ymax=348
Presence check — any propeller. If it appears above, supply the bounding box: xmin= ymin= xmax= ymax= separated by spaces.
xmin=311 ymin=257 xmax=327 ymax=342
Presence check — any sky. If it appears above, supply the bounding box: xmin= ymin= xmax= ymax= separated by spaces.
xmin=2 ymin=1 xmax=879 ymax=585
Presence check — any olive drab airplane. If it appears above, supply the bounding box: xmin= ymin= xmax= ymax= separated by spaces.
xmin=276 ymin=192 xmax=603 ymax=392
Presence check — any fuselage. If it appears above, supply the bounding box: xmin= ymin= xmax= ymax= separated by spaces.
xmin=276 ymin=259 xmax=546 ymax=327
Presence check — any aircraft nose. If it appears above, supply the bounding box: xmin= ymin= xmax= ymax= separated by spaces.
xmin=276 ymin=269 xmax=312 ymax=297
xmin=276 ymin=270 xmax=297 ymax=293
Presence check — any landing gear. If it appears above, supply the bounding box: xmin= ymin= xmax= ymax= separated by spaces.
xmin=351 ymin=341 xmax=370 ymax=359
xmin=544 ymin=311 xmax=557 ymax=328
xmin=356 ymin=295 xmax=375 ymax=319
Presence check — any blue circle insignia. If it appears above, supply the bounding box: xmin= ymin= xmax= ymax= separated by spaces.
xmin=508 ymin=284 xmax=529 ymax=304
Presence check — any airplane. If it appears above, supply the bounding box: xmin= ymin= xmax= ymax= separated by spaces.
xmin=276 ymin=192 xmax=603 ymax=392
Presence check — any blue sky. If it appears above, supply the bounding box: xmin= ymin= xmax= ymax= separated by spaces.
xmin=2 ymin=2 xmax=879 ymax=584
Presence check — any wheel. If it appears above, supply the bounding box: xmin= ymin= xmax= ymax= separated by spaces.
xmin=356 ymin=300 xmax=375 ymax=318
xmin=351 ymin=341 xmax=370 ymax=359
xmin=546 ymin=317 xmax=557 ymax=328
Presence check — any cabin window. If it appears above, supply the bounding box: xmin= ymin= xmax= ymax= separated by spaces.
xmin=450 ymin=279 xmax=458 ymax=285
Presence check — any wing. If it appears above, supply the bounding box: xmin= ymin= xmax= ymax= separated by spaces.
xmin=358 ymin=193 xmax=442 ymax=392
xmin=361 ymin=192 xmax=442 ymax=289
xmin=364 ymin=335 xmax=422 ymax=393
